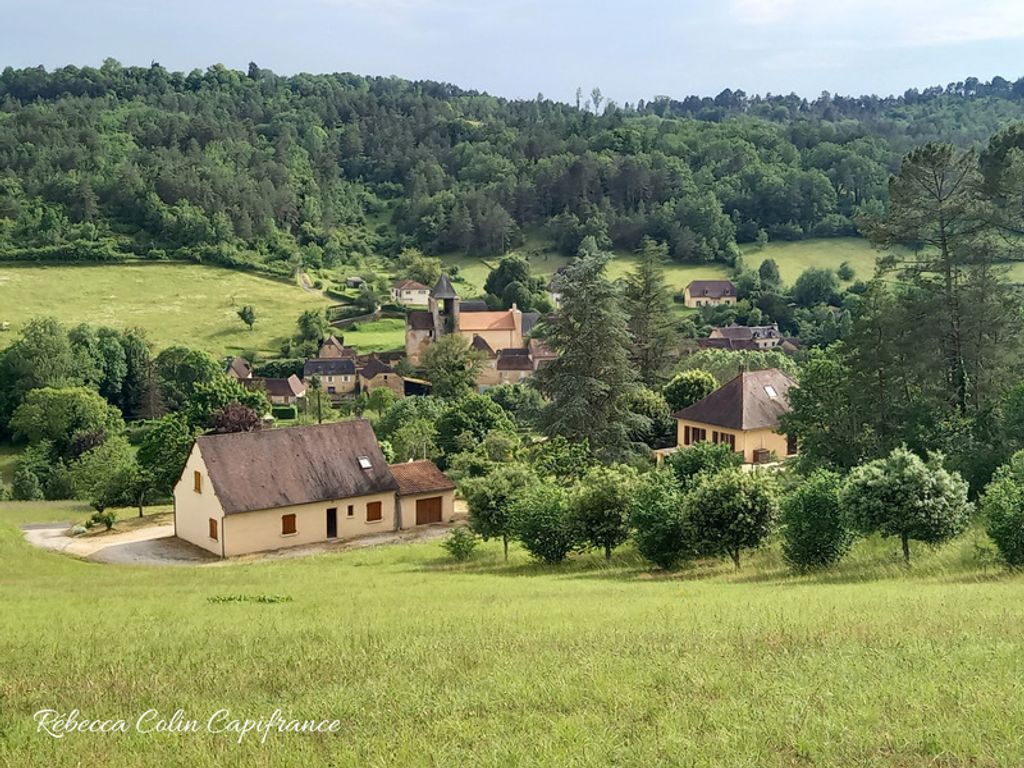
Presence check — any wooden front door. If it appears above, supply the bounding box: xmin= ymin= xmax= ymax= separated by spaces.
xmin=415 ymin=497 xmax=443 ymax=525
xmin=326 ymin=508 xmax=338 ymax=538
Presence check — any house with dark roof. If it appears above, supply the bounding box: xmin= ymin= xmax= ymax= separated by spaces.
xmin=684 ymin=279 xmax=737 ymax=308
xmin=697 ymin=323 xmax=800 ymax=354
xmin=318 ymin=335 xmax=357 ymax=360
xmin=173 ymin=421 xmax=456 ymax=557
xmin=303 ymin=358 xmax=357 ymax=398
xmin=225 ymin=356 xmax=253 ymax=380
xmin=673 ymin=369 xmax=798 ymax=464
xmin=358 ymin=357 xmax=404 ymax=398
xmin=242 ymin=375 xmax=307 ymax=405
xmin=390 ymin=279 xmax=431 ymax=306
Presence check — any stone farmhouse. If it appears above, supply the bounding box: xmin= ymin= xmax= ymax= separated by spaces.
xmin=684 ymin=279 xmax=737 ymax=308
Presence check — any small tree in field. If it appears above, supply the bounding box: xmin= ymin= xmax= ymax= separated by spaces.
xmin=464 ymin=463 xmax=535 ymax=560
xmin=685 ymin=468 xmax=778 ymax=569
xmin=237 ymin=305 xmax=256 ymax=331
xmin=630 ymin=469 xmax=690 ymax=570
xmin=511 ymin=481 xmax=576 ymax=564
xmin=841 ymin=447 xmax=971 ymax=564
xmin=666 ymin=440 xmax=742 ymax=490
xmin=12 ymin=465 xmax=44 ymax=501
xmin=663 ymin=369 xmax=717 ymax=413
xmin=980 ymin=451 xmax=1024 ymax=568
xmin=569 ymin=465 xmax=637 ymax=560
xmin=781 ymin=469 xmax=854 ymax=571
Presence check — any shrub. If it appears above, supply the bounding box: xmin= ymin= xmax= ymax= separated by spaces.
xmin=780 ymin=469 xmax=854 ymax=571
xmin=842 ymin=448 xmax=972 ymax=564
xmin=0 ymin=479 xmax=9 ymax=501
xmin=511 ymin=482 xmax=576 ymax=564
xmin=666 ymin=441 xmax=743 ymax=490
xmin=12 ymin=465 xmax=44 ymax=501
xmin=88 ymin=509 xmax=117 ymax=531
xmin=442 ymin=528 xmax=478 ymax=562
xmin=837 ymin=261 xmax=855 ymax=281
xmin=630 ymin=470 xmax=690 ymax=570
xmin=685 ymin=468 xmax=778 ymax=569
xmin=980 ymin=451 xmax=1024 ymax=568
xmin=271 ymin=405 xmax=298 ymax=420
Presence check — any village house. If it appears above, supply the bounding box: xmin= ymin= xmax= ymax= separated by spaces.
xmin=405 ymin=275 xmax=543 ymax=381
xmin=697 ymin=323 xmax=800 ymax=354
xmin=684 ymin=279 xmax=737 ymax=308
xmin=173 ymin=421 xmax=456 ymax=557
xmin=359 ymin=357 xmax=405 ymax=398
xmin=303 ymin=358 xmax=357 ymax=399
xmin=390 ymin=279 xmax=431 ymax=306
xmin=242 ymin=375 xmax=307 ymax=405
xmin=673 ymin=368 xmax=798 ymax=464
xmin=225 ymin=356 xmax=253 ymax=380
xmin=318 ymin=335 xmax=357 ymax=360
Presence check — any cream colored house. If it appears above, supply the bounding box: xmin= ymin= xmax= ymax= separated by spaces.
xmin=391 ymin=279 xmax=431 ymax=306
xmin=673 ymin=369 xmax=797 ymax=464
xmin=173 ymin=421 xmax=455 ymax=557
xmin=303 ymin=358 xmax=357 ymax=399
xmin=683 ymin=280 xmax=737 ymax=308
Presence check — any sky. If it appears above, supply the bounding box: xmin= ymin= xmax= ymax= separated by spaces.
xmin=5 ymin=0 xmax=1024 ymax=105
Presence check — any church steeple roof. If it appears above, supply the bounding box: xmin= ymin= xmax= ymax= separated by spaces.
xmin=431 ymin=274 xmax=458 ymax=300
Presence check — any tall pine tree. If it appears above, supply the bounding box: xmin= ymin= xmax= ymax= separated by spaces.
xmin=623 ymin=237 xmax=677 ymax=387
xmin=533 ymin=238 xmax=641 ymax=460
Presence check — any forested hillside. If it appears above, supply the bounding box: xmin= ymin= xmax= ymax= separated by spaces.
xmin=3 ymin=61 xmax=1024 ymax=274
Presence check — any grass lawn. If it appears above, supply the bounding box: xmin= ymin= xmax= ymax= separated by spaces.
xmin=2 ymin=500 xmax=1024 ymax=767
xmin=340 ymin=317 xmax=407 ymax=353
xmin=741 ymin=238 xmax=882 ymax=285
xmin=0 ymin=263 xmax=331 ymax=357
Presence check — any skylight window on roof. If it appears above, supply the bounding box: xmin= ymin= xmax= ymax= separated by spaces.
xmin=358 ymin=456 xmax=373 ymax=470
xmin=764 ymin=385 xmax=778 ymax=398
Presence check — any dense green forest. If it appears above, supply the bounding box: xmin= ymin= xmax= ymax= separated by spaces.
xmin=4 ymin=61 xmax=1024 ymax=274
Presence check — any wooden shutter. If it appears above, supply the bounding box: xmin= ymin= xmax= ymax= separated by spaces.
xmin=193 ymin=471 xmax=202 ymax=493
xmin=282 ymin=514 xmax=297 ymax=535
xmin=208 ymin=518 xmax=218 ymax=540
xmin=366 ymin=501 xmax=383 ymax=522
xmin=684 ymin=425 xmax=691 ymax=445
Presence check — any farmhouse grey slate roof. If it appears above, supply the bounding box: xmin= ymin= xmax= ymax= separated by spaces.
xmin=303 ymin=358 xmax=357 ymax=377
xmin=673 ymin=369 xmax=796 ymax=431
xmin=687 ymin=280 xmax=735 ymax=298
xmin=196 ymin=421 xmax=399 ymax=515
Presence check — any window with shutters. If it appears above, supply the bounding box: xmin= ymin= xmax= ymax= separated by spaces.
xmin=684 ymin=425 xmax=691 ymax=445
xmin=366 ymin=501 xmax=383 ymax=522
xmin=347 ymin=504 xmax=354 ymax=517
xmin=208 ymin=518 xmax=218 ymax=540
xmin=281 ymin=514 xmax=297 ymax=535
xmin=787 ymin=433 xmax=798 ymax=455
xmin=193 ymin=471 xmax=202 ymax=493
xmin=692 ymin=427 xmax=707 ymax=443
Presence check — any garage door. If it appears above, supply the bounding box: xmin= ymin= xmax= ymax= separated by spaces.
xmin=415 ymin=496 xmax=443 ymax=525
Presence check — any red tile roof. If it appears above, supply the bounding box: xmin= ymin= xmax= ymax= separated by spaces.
xmin=389 ymin=461 xmax=456 ymax=496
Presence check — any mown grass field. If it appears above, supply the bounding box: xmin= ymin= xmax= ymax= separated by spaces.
xmin=2 ymin=500 xmax=1023 ymax=767
xmin=741 ymin=238 xmax=881 ymax=285
xmin=0 ymin=263 xmax=331 ymax=356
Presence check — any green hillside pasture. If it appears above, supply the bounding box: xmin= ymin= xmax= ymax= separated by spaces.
xmin=1 ymin=500 xmax=1023 ymax=767
xmin=339 ymin=317 xmax=407 ymax=353
xmin=0 ymin=263 xmax=331 ymax=356
xmin=741 ymin=238 xmax=882 ymax=286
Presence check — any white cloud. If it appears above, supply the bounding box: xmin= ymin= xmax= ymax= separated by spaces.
xmin=729 ymin=0 xmax=1024 ymax=46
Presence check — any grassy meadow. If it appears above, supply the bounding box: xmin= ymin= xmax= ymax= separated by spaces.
xmin=0 ymin=262 xmax=331 ymax=357
xmin=2 ymin=500 xmax=1024 ymax=767
xmin=740 ymin=238 xmax=882 ymax=285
